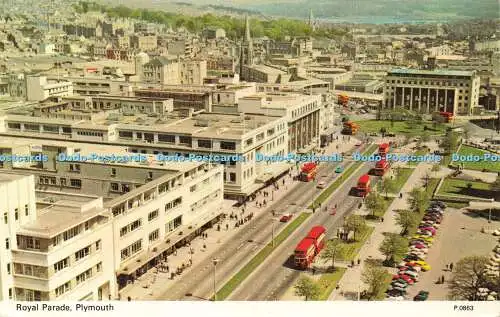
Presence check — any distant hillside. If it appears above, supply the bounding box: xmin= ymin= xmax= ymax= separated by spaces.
xmin=164 ymin=0 xmax=499 ymax=22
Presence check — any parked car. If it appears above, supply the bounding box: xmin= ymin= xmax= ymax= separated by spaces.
xmin=280 ymin=213 xmax=293 ymax=222
xmin=419 ymin=227 xmax=437 ymax=234
xmin=316 ymin=181 xmax=327 ymax=189
xmin=414 ymin=290 xmax=429 ymax=301
xmin=402 ymin=270 xmax=419 ymax=280
xmin=335 ymin=166 xmax=344 ymax=173
xmin=386 ymin=289 xmax=406 ymax=298
xmin=430 ymin=201 xmax=446 ymax=208
xmin=493 ymin=229 xmax=500 ymax=236
xmin=410 ymin=261 xmax=432 ymax=271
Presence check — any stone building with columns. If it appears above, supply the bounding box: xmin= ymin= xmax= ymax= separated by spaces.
xmin=383 ymin=69 xmax=480 ymax=116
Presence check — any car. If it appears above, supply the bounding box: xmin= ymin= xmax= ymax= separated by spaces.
xmin=386 ymin=289 xmax=406 ymax=298
xmin=404 ymin=254 xmax=422 ymax=262
xmin=355 ymin=143 xmax=363 ymax=147
xmin=423 ymin=216 xmax=441 ymax=224
xmin=417 ymin=229 xmax=435 ymax=237
xmin=419 ymin=227 xmax=437 ymax=234
xmin=335 ymin=166 xmax=344 ymax=173
xmin=411 ymin=238 xmax=432 ymax=246
xmin=330 ymin=208 xmax=337 ymax=215
xmin=431 ymin=201 xmax=446 ymax=208
xmin=413 ymin=235 xmax=434 ymax=243
xmin=280 ymin=213 xmax=293 ymax=222
xmin=398 ymin=274 xmax=415 ymax=284
xmin=316 ymin=181 xmax=327 ymax=189
xmin=414 ymin=290 xmax=429 ymax=301
xmin=411 ymin=261 xmax=432 ymax=271
xmin=369 ymin=132 xmax=378 ymax=136
xmin=387 ymin=133 xmax=396 ymax=137
xmin=402 ymin=270 xmax=419 ymax=280
xmin=392 ymin=281 xmax=408 ymax=288
xmin=387 ymin=295 xmax=405 ymax=301
xmin=493 ymin=229 xmax=500 ymax=236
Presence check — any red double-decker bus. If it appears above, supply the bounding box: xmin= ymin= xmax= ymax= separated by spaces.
xmin=299 ymin=162 xmax=317 ymax=182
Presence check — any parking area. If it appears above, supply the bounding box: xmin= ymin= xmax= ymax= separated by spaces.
xmin=405 ymin=208 xmax=499 ymax=300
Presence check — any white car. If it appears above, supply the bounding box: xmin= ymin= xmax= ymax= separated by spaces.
xmin=386 ymin=295 xmax=405 ymax=301
xmin=493 ymin=229 xmax=500 ymax=236
xmin=316 ymin=181 xmax=327 ymax=189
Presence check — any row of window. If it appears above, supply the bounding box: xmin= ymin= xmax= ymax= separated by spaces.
xmin=120 ymin=239 xmax=142 ymax=261
xmin=3 ymin=205 xmax=30 ymax=225
xmin=292 ymin=101 xmax=318 ymax=119
xmin=55 ymin=262 xmax=102 ymax=298
xmin=76 ymin=131 xmax=104 ymax=137
xmin=120 ymin=219 xmax=142 ymax=237
xmin=7 ymin=123 xmax=71 ymax=133
xmin=39 ymin=176 xmax=82 ymax=188
xmin=387 ymin=79 xmax=470 ymax=87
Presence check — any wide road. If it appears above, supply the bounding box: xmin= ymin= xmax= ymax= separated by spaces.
xmin=228 ymin=163 xmax=378 ymax=301
xmin=157 ymin=146 xmax=374 ymax=300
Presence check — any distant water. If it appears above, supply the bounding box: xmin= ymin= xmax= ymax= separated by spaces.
xmin=322 ymin=15 xmax=458 ymax=25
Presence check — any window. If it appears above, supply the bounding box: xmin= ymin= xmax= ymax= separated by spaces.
xmin=120 ymin=219 xmax=142 ymax=237
xmin=197 ymin=139 xmax=212 ymax=148
xmin=96 ymin=262 xmax=102 ymax=272
xmin=120 ymin=240 xmax=142 ymax=261
xmin=111 ymin=168 xmax=116 ymax=176
xmin=179 ymin=136 xmax=191 ymax=145
xmin=149 ymin=229 xmax=159 ymax=242
xmin=75 ymin=246 xmax=90 ymax=261
xmin=148 ymin=209 xmax=159 ymax=222
xmin=110 ymin=183 xmax=119 ymax=191
xmin=5 ymin=238 xmax=9 ymax=249
xmin=60 ymin=178 xmax=66 ymax=186
xmin=3 ymin=213 xmax=7 ymax=224
xmin=53 ymin=258 xmax=69 ymax=273
xmin=220 ymin=141 xmax=236 ymax=150
xmin=229 ymin=173 xmax=236 ymax=182
xmin=63 ymin=225 xmax=81 ymax=241
xmin=14 ymin=209 xmax=18 ymax=221
xmin=24 ymin=204 xmax=29 ymax=216
xmin=70 ymin=179 xmax=82 ymax=188
xmin=95 ymin=240 xmax=101 ymax=250
xmin=7 ymin=263 xmax=11 ymax=274
xmin=158 ymin=134 xmax=175 ymax=143
xmin=55 ymin=282 xmax=71 ymax=297
xmin=76 ymin=268 xmax=93 ymax=285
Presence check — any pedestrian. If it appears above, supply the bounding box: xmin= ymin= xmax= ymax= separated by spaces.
xmin=449 ymin=263 xmax=454 ymax=272
xmin=282 ymin=179 xmax=285 ymax=186
xmin=381 ymin=217 xmax=384 ymax=222
xmin=226 ymin=223 xmax=229 ymax=231
xmin=127 ymin=296 xmax=131 ymax=302
xmin=189 ymin=259 xmax=192 ymax=266
xmin=445 ymin=264 xmax=449 ymax=271
xmin=441 ymin=275 xmax=445 ymax=283
xmin=399 ymin=193 xmax=403 ymax=199
xmin=351 ymin=260 xmax=355 ymax=267
xmin=166 ymin=265 xmax=169 ymax=272
xmin=357 ymin=259 xmax=361 ymax=265
xmin=259 ymin=203 xmax=262 ymax=208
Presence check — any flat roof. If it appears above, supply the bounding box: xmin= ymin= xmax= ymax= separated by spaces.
xmin=389 ymin=68 xmax=474 ymax=77
xmin=247 ymin=64 xmax=286 ymax=75
xmin=0 ymin=173 xmax=27 ymax=184
xmin=20 ymin=205 xmax=107 ymax=238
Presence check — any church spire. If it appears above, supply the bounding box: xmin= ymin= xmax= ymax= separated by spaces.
xmin=243 ymin=15 xmax=253 ymax=66
xmin=309 ymin=9 xmax=316 ymax=32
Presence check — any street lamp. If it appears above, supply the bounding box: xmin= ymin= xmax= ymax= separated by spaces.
xmin=212 ymin=258 xmax=219 ymax=301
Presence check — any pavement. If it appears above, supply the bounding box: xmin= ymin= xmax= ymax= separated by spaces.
xmin=119 ymin=136 xmax=358 ymax=301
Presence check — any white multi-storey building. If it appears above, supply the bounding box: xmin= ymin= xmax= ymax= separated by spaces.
xmin=26 ymin=75 xmax=73 ymax=102
xmin=383 ymin=69 xmax=481 ymax=115
xmin=0 ymin=137 xmax=224 ymax=299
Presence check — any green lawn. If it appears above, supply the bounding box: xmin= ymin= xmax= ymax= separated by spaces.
xmin=317 ymin=267 xmax=347 ymax=300
xmin=390 ymin=168 xmax=414 ymax=193
xmin=452 ymin=145 xmax=500 ymax=173
xmin=408 ymin=149 xmax=429 ymax=166
xmin=438 ymin=178 xmax=492 ymax=199
xmin=338 ymin=226 xmax=375 ymax=261
xmin=356 ymin=120 xmax=448 ymax=136
xmin=311 ymin=144 xmax=378 ymax=208
xmin=214 ymin=212 xmax=310 ymax=300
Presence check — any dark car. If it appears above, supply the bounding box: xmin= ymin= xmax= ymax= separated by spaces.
xmin=404 ymin=254 xmax=421 ymax=261
xmin=414 ymin=290 xmax=429 ymax=301
xmin=430 ymin=201 xmax=446 ymax=209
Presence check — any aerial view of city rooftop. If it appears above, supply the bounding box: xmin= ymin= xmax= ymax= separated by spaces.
xmin=0 ymin=0 xmax=499 ymax=316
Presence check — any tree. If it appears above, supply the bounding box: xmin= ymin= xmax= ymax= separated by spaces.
xmin=440 ymin=131 xmax=460 ymax=155
xmin=407 ymin=187 xmax=428 ymax=214
xmin=294 ymin=275 xmax=321 ymax=301
xmin=365 ymin=191 xmax=386 ymax=218
xmin=320 ymin=239 xmax=345 ymax=269
xmin=380 ymin=127 xmax=387 ymax=138
xmin=379 ymin=233 xmax=408 ymax=265
xmin=422 ymin=132 xmax=431 ymax=143
xmin=395 ymin=210 xmax=418 ymax=236
xmin=379 ymin=177 xmax=397 ymax=199
xmin=361 ymin=264 xmax=389 ymax=300
xmin=449 ymin=256 xmax=491 ymax=300
xmin=462 ymin=127 xmax=470 ymax=141
xmin=344 ymin=215 xmax=367 ymax=241
xmin=491 ymin=175 xmax=500 ymax=194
